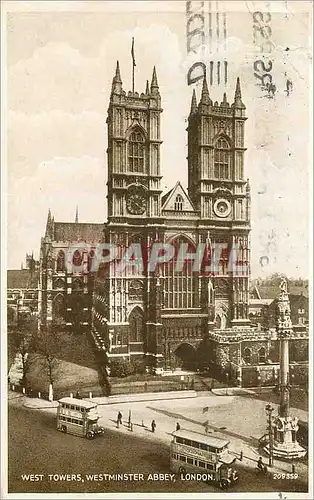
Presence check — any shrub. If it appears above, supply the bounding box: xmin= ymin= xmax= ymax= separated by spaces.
xmin=110 ymin=359 xmax=134 ymax=378
xmin=130 ymin=359 xmax=146 ymax=375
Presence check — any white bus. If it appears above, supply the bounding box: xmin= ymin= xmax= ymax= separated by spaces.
xmin=170 ymin=428 xmax=238 ymax=489
xmin=57 ymin=397 xmax=105 ymax=439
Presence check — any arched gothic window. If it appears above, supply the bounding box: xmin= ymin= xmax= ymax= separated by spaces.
xmin=129 ymin=307 xmax=144 ymax=343
xmin=163 ymin=236 xmax=197 ymax=309
xmin=243 ymin=347 xmax=251 ymax=364
xmin=214 ymin=137 xmax=231 ymax=180
xmin=258 ymin=347 xmax=266 ymax=364
xmin=73 ymin=250 xmax=83 ymax=267
xmin=53 ymin=293 xmax=65 ymax=321
xmin=56 ymin=250 xmax=65 ymax=272
xmin=128 ymin=130 xmax=145 ymax=173
xmin=174 ymin=194 xmax=183 ymax=211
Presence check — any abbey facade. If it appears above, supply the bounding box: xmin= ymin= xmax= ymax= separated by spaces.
xmin=92 ymin=61 xmax=252 ymax=375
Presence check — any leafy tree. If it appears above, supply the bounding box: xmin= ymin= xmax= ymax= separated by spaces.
xmin=11 ymin=329 xmax=33 ymax=388
xmin=31 ymin=327 xmax=61 ymax=388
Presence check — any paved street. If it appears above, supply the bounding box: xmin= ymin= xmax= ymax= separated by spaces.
xmin=8 ymin=393 xmax=308 ymax=494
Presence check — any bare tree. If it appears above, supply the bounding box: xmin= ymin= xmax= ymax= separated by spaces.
xmin=31 ymin=326 xmax=61 ymax=399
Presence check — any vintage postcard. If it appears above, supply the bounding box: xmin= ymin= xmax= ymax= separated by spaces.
xmin=2 ymin=1 xmax=312 ymax=498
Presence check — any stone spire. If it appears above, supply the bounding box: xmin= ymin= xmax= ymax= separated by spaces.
xmin=111 ymin=60 xmax=123 ymax=94
xmin=150 ymin=66 xmax=159 ymax=94
xmin=75 ymin=206 xmax=79 ymax=223
xmin=190 ymin=88 xmax=198 ymax=115
xmin=221 ymin=92 xmax=229 ymax=107
xmin=200 ymin=74 xmax=211 ymax=105
xmin=145 ymin=79 xmax=150 ymax=95
xmin=45 ymin=208 xmax=53 ymax=239
xmin=233 ymin=77 xmax=245 ymax=108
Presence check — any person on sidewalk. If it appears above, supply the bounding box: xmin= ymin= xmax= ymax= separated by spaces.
xmin=151 ymin=420 xmax=156 ymax=433
xmin=257 ymin=457 xmax=266 ymax=473
xmin=176 ymin=422 xmax=181 ymax=431
xmin=117 ymin=411 xmax=123 ymax=426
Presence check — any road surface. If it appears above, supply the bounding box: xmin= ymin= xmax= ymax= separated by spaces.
xmin=8 ymin=404 xmax=307 ymax=494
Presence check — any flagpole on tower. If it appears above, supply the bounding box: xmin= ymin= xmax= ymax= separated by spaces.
xmin=131 ymin=37 xmax=136 ymax=93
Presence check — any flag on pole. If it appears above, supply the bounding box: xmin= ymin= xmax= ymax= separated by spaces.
xmin=131 ymin=37 xmax=136 ymax=67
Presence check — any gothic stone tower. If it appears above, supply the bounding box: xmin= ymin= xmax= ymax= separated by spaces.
xmin=93 ymin=62 xmax=163 ymax=368
xmin=187 ymin=76 xmax=251 ymax=329
xmin=93 ymin=62 xmax=252 ymax=373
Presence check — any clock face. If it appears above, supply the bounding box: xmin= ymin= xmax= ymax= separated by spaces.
xmin=126 ymin=185 xmax=146 ymax=215
xmin=213 ymin=198 xmax=231 ymax=218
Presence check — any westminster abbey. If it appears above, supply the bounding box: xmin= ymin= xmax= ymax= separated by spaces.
xmin=39 ymin=56 xmax=309 ymax=387
xmin=90 ymin=60 xmax=252 ymax=375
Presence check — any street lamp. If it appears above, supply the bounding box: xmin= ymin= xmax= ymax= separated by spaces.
xmin=265 ymin=404 xmax=274 ymax=467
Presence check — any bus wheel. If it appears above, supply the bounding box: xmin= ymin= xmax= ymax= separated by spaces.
xmin=61 ymin=425 xmax=67 ymax=433
xmin=219 ymin=479 xmax=229 ymax=490
xmin=87 ymin=431 xmax=95 ymax=440
xmin=179 ymin=467 xmax=186 ymax=475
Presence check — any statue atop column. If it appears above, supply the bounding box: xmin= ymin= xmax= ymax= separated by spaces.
xmin=280 ymin=278 xmax=288 ymax=294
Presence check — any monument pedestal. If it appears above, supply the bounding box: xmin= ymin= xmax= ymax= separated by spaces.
xmin=263 ymin=415 xmax=306 ymax=460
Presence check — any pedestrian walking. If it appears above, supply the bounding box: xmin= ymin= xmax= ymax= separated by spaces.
xmin=204 ymin=420 xmax=209 ymax=434
xmin=176 ymin=422 xmax=181 ymax=431
xmin=151 ymin=419 xmax=156 ymax=433
xmin=76 ymin=390 xmax=81 ymax=399
xmin=117 ymin=411 xmax=123 ymax=426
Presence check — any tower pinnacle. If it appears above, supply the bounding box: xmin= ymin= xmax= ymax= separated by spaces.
xmin=233 ymin=77 xmax=245 ymax=108
xmin=111 ymin=61 xmax=123 ymax=94
xmin=200 ymin=74 xmax=211 ymax=105
xmin=221 ymin=92 xmax=229 ymax=106
xmin=45 ymin=208 xmax=53 ymax=239
xmin=190 ymin=88 xmax=198 ymax=115
xmin=75 ymin=206 xmax=79 ymax=223
xmin=115 ymin=61 xmax=122 ymax=82
xmin=150 ymin=66 xmax=159 ymax=94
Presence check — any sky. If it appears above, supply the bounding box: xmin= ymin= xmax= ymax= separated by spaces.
xmin=3 ymin=1 xmax=312 ymax=278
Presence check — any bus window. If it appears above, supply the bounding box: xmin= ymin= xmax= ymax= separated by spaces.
xmin=176 ymin=437 xmax=184 ymax=444
xmin=200 ymin=443 xmax=208 ymax=451
xmin=191 ymin=440 xmax=199 ymax=449
xmin=179 ymin=455 xmax=186 ymax=462
xmin=187 ymin=458 xmax=193 ymax=465
xmin=75 ymin=406 xmax=80 ymax=411
xmin=207 ymin=463 xmax=214 ymax=470
xmin=70 ymin=405 xmax=75 ymax=410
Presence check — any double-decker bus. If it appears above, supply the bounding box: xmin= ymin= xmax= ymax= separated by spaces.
xmin=57 ymin=397 xmax=105 ymax=439
xmin=170 ymin=428 xmax=238 ymax=489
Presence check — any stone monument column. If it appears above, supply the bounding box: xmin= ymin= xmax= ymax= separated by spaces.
xmin=263 ymin=279 xmax=306 ymax=460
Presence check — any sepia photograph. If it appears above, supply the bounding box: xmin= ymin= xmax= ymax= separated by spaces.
xmin=2 ymin=1 xmax=312 ymax=498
